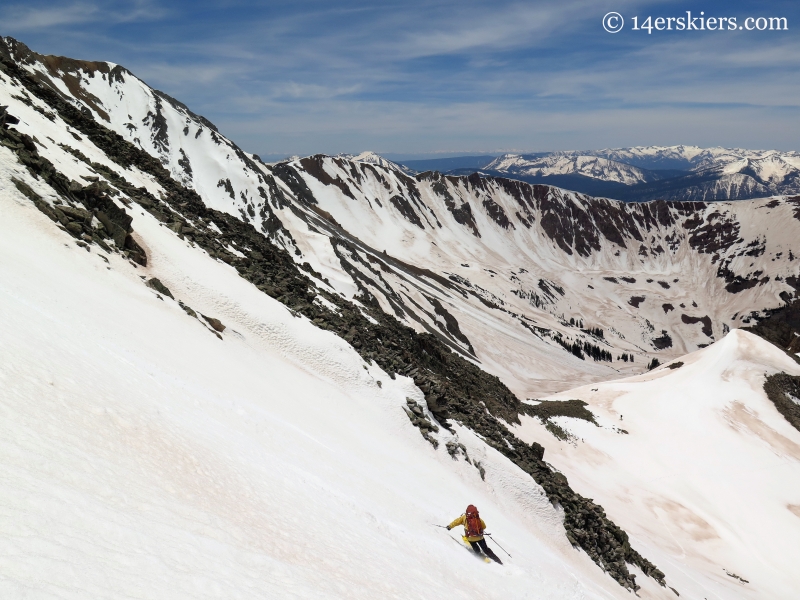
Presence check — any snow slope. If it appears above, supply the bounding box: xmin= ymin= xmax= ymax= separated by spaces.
xmin=0 ymin=149 xmax=674 ymax=600
xmin=512 ymin=330 xmax=800 ymax=599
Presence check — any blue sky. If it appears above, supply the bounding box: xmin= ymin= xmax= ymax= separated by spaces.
xmin=2 ymin=0 xmax=799 ymax=158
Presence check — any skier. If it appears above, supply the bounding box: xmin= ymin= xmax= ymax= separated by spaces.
xmin=446 ymin=505 xmax=502 ymax=564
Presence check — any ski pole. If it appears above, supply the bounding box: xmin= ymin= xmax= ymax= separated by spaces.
xmin=485 ymin=535 xmax=512 ymax=558
xmin=434 ymin=526 xmax=463 ymax=548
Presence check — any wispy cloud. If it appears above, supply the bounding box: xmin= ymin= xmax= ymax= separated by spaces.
xmin=3 ymin=0 xmax=799 ymax=155
xmin=2 ymin=2 xmax=101 ymax=29
xmin=388 ymin=2 xmax=591 ymax=58
xmin=1 ymin=0 xmax=168 ymax=31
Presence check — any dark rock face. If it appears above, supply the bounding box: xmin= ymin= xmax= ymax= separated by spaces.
xmin=685 ymin=211 xmax=741 ymax=255
xmin=270 ymin=163 xmax=316 ymax=205
xmin=201 ymin=314 xmax=226 ymax=332
xmin=426 ymin=296 xmax=475 ymax=355
xmin=0 ymin=104 xmax=20 ymax=126
xmin=516 ymin=185 xmax=698 ymax=259
xmin=763 ymin=373 xmax=800 ymax=433
xmin=743 ymin=298 xmax=800 ymax=360
xmin=787 ymin=196 xmax=800 ymax=221
xmin=427 ymin=172 xmax=480 ymax=237
xmin=217 ymin=178 xmax=235 ymax=200
xmin=450 ymin=202 xmax=480 ymax=236
xmin=403 ymin=398 xmax=439 ymax=447
xmin=147 ymin=278 xmax=173 ymax=298
xmin=178 ymin=300 xmax=197 ymax=318
xmin=521 ymin=399 xmax=597 ymax=424
xmin=299 ymin=155 xmax=355 ymax=199
xmin=681 ymin=314 xmax=713 ymax=337
xmin=717 ymin=265 xmax=766 ymax=294
xmin=629 ymin=296 xmax=645 ymax=308
xmin=0 ymin=44 xmax=665 ymax=592
xmin=142 ymin=94 xmax=169 ymax=154
xmin=538 ymin=194 xmax=586 ymax=256
xmin=652 ymin=331 xmax=673 ymax=349
xmin=482 ymin=197 xmax=513 ymax=229
xmin=389 ymin=194 xmax=424 ymax=228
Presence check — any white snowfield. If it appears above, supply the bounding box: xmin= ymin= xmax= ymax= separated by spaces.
xmin=0 ymin=170 xmax=673 ymax=600
xmin=513 ymin=330 xmax=800 ymax=599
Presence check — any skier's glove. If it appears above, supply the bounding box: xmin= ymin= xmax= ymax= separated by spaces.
xmin=445 ymin=525 xmax=451 ymax=530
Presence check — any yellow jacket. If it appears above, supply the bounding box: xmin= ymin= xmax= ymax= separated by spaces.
xmin=448 ymin=514 xmax=487 ymax=542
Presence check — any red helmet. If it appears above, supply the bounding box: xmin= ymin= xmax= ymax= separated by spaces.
xmin=466 ymin=504 xmax=478 ymax=514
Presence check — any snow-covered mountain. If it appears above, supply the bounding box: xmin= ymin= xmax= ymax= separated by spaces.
xmin=586 ymin=145 xmax=710 ymax=170
xmin=10 ymin=29 xmax=796 ymax=398
xmin=484 ymin=153 xmax=664 ymax=185
xmin=590 ymin=144 xmax=800 ymax=172
xmin=3 ymin=35 xmax=800 ymax=599
xmin=277 ymin=156 xmax=800 ymax=397
xmin=340 ymin=150 xmax=417 ymax=176
xmin=478 ymin=146 xmax=800 ymax=201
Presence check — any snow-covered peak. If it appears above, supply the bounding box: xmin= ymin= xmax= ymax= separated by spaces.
xmin=486 ymin=153 xmax=657 ymax=185
xmin=350 ymin=151 xmax=417 ymax=175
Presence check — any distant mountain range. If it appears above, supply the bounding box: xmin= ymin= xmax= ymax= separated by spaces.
xmin=396 ymin=146 xmax=800 ymax=202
